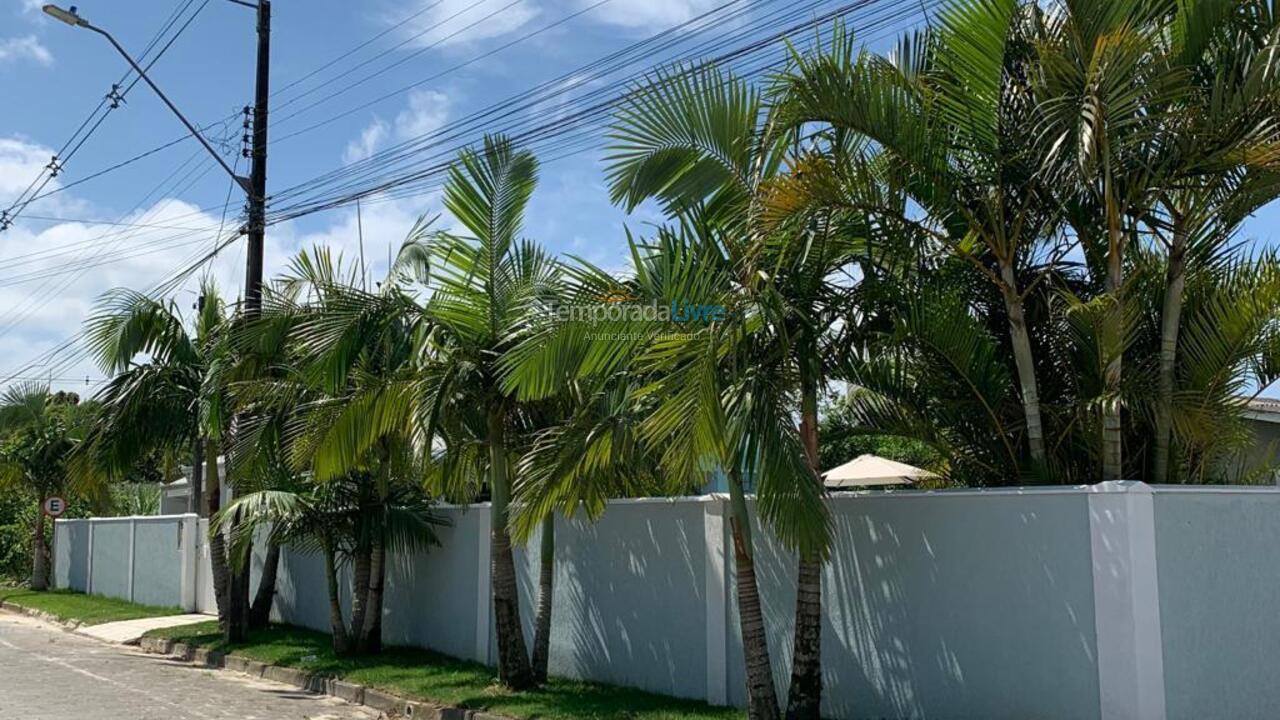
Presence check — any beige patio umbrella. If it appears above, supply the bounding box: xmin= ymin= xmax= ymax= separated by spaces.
xmin=822 ymin=454 xmax=936 ymax=489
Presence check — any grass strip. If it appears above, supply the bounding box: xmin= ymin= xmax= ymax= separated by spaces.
xmin=146 ymin=621 xmax=742 ymax=720
xmin=0 ymin=587 xmax=183 ymax=626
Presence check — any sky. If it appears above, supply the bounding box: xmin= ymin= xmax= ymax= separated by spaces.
xmin=1 ymin=0 xmax=1278 ymax=396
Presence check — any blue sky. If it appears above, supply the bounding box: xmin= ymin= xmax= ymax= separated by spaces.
xmin=0 ymin=0 xmax=1278 ymax=393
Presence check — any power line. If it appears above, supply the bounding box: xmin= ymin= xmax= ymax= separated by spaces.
xmin=270 ymin=0 xmax=620 ymax=130
xmin=266 ymin=0 xmax=796 ymax=207
xmin=267 ymin=0 xmax=926 ymax=224
xmin=0 ymin=0 xmax=209 ymax=230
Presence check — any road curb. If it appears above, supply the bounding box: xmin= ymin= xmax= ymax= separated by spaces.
xmin=137 ymin=636 xmax=514 ymax=720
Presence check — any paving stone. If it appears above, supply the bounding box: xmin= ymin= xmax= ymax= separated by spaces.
xmin=0 ymin=612 xmax=377 ymax=719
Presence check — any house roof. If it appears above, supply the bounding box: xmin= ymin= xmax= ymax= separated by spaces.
xmin=1247 ymin=397 xmax=1280 ymax=424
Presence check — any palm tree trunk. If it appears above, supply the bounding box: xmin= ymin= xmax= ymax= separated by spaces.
xmin=530 ymin=514 xmax=555 ymax=683
xmin=222 ymin=442 xmax=250 ymax=644
xmin=323 ymin=540 xmax=352 ymax=655
xmin=225 ymin=553 xmax=251 ymax=643
xmin=786 ymin=379 xmax=823 ymax=720
xmin=30 ymin=506 xmax=48 ymax=591
xmin=1154 ymin=216 xmax=1187 ymax=484
xmin=999 ymin=262 xmax=1047 ymax=465
xmin=248 ymin=540 xmax=280 ymax=629
xmin=1101 ymin=179 xmax=1125 ymax=482
xmin=348 ymin=537 xmax=372 ymax=650
xmin=190 ymin=439 xmax=204 ymax=516
xmin=357 ymin=533 xmax=385 ymax=654
xmin=205 ymin=441 xmax=231 ymax=626
xmin=489 ymin=408 xmax=535 ymax=689
xmin=728 ymin=470 xmax=780 ymax=720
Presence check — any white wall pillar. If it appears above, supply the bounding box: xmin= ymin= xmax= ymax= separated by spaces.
xmin=50 ymin=519 xmax=63 ymax=590
xmin=703 ymin=495 xmax=729 ymax=706
xmin=178 ymin=514 xmax=198 ymax=612
xmin=126 ymin=518 xmax=137 ymax=602
xmin=475 ymin=506 xmax=493 ymax=665
xmin=1089 ymin=481 xmax=1167 ymax=720
xmin=86 ymin=520 xmax=95 ymax=595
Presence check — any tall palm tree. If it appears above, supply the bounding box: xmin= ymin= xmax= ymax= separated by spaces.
xmin=409 ymin=136 xmax=559 ymax=689
xmin=1024 ymin=0 xmax=1268 ymax=481
xmin=773 ymin=1 xmax=1066 ymax=473
xmin=604 ymin=66 xmax=846 ymax=719
xmin=228 ymin=244 xmax=442 ymax=654
xmin=0 ymin=384 xmax=88 ymax=590
xmin=1130 ymin=0 xmax=1280 ymax=482
xmin=79 ymin=282 xmax=239 ymax=629
xmin=277 ymin=136 xmax=559 ymax=686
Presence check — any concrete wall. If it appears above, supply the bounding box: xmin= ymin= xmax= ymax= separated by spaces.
xmin=1154 ymin=489 xmax=1280 ymax=720
xmin=723 ymin=492 xmax=1101 ymax=719
xmin=260 ymin=492 xmax=1105 ymax=718
xmin=52 ymin=514 xmax=196 ymax=610
xmin=56 ymin=485 xmax=1280 ymax=720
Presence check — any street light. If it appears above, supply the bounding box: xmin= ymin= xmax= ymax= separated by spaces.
xmin=40 ymin=3 xmax=85 ymax=26
xmin=42 ymin=4 xmax=252 ymax=195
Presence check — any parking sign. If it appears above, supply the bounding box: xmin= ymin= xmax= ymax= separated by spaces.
xmin=42 ymin=496 xmax=67 ymax=518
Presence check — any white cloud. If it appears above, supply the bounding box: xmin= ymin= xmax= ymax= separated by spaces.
xmin=395 ymin=89 xmax=450 ymax=139
xmin=395 ymin=0 xmax=539 ymax=48
xmin=0 ymin=135 xmax=448 ymax=395
xmin=0 ymin=137 xmax=57 ymax=205
xmin=342 ymin=89 xmax=451 ymax=164
xmin=0 ymin=136 xmax=87 ymax=218
xmin=0 ymin=35 xmax=52 ymax=67
xmin=586 ymin=0 xmax=724 ymax=31
xmin=344 ymin=118 xmax=389 ymax=164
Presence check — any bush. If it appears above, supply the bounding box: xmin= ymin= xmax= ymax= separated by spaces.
xmin=0 ymin=490 xmax=34 ymax=583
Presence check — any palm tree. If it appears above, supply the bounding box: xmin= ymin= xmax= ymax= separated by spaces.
xmin=0 ymin=384 xmax=88 ymax=590
xmin=772 ymin=1 xmax=1066 ymax=474
xmin=505 ymin=375 xmax=675 ymax=683
xmin=603 ymin=66 xmax=846 ymax=718
xmin=505 ymin=217 xmax=803 ymax=720
xmin=219 ymin=458 xmax=441 ymax=654
xmin=406 ymin=135 xmax=558 ymax=689
xmin=79 ymin=283 xmax=240 ymax=629
xmin=227 ymin=244 xmax=442 ymax=654
xmin=257 ymin=136 xmax=559 ymax=684
xmin=1121 ymin=1 xmax=1280 ymax=482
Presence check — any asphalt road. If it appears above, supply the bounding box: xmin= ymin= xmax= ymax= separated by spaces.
xmin=0 ymin=613 xmax=379 ymax=720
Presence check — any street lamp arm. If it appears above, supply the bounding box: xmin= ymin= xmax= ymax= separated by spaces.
xmin=49 ymin=8 xmax=252 ymax=197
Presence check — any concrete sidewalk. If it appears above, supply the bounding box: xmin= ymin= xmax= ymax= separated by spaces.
xmin=77 ymin=613 xmax=213 ymax=644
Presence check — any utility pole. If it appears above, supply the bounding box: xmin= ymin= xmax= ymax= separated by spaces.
xmin=243 ymin=0 xmax=271 ymax=317
xmin=225 ymin=0 xmax=271 ymax=645
xmin=190 ymin=292 xmax=207 ymax=516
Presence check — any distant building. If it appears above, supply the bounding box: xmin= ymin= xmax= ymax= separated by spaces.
xmin=158 ymin=457 xmax=229 ymax=515
xmin=1228 ymin=398 xmax=1280 ymax=484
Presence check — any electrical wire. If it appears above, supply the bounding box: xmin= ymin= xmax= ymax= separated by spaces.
xmin=0 ymin=0 xmax=209 ymax=229
xmin=266 ymin=0 xmax=928 ymax=223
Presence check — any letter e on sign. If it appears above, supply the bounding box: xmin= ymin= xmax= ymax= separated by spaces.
xmin=42 ymin=496 xmax=67 ymax=518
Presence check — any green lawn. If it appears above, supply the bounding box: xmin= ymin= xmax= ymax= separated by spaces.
xmin=0 ymin=587 xmax=183 ymax=626
xmin=146 ymin=621 xmax=742 ymax=720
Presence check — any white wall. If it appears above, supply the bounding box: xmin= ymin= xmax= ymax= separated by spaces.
xmin=56 ymin=484 xmax=1280 ymax=720
xmin=53 ymin=514 xmax=198 ymax=611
